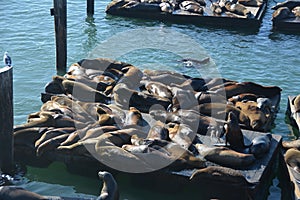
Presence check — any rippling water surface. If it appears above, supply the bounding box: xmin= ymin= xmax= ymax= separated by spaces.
xmin=0 ymin=0 xmax=300 ymax=199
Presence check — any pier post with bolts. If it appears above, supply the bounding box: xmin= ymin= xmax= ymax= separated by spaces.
xmin=0 ymin=66 xmax=14 ymax=175
xmin=87 ymin=0 xmax=94 ymax=16
xmin=51 ymin=0 xmax=67 ymax=75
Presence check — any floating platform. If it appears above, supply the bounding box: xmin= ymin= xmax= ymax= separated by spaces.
xmin=273 ymin=17 xmax=300 ymax=33
xmin=106 ymin=0 xmax=268 ymax=30
xmin=13 ymin=58 xmax=283 ymax=199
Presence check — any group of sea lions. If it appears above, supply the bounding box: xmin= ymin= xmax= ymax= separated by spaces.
xmin=106 ymin=0 xmax=259 ymax=18
xmin=14 ymin=58 xmax=280 ymax=177
xmin=272 ymin=0 xmax=300 ymax=21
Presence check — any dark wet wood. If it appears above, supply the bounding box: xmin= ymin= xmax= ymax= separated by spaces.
xmin=53 ymin=0 xmax=67 ymax=75
xmin=87 ymin=0 xmax=95 ymax=16
xmin=0 ymin=67 xmax=14 ymax=174
xmin=273 ymin=17 xmax=300 ymax=33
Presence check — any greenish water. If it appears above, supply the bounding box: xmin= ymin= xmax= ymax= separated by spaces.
xmin=0 ymin=0 xmax=300 ymax=199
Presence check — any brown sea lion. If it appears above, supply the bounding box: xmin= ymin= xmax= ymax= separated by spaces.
xmin=118 ymin=65 xmax=143 ymax=89
xmin=235 ymin=101 xmax=267 ymax=130
xmin=179 ymin=1 xmax=204 ymax=14
xmin=113 ymin=83 xmax=171 ymax=113
xmin=58 ymin=125 xmax=95 ymax=146
xmin=98 ymin=171 xmax=119 ymax=200
xmin=36 ymin=133 xmax=70 ymax=156
xmin=53 ymin=76 xmax=110 ymax=103
xmin=214 ymin=82 xmax=281 ymax=99
xmin=282 ymin=139 xmax=300 ymax=150
xmin=168 ymin=123 xmax=195 ymax=150
xmin=143 ymin=73 xmax=188 ymax=86
xmin=78 ymin=58 xmax=130 ymax=71
xmin=124 ymin=107 xmax=144 ymax=127
xmin=272 ymin=0 xmax=300 ymax=10
xmin=285 ymin=148 xmax=300 ymax=177
xmin=225 ymin=2 xmax=252 ymax=17
xmin=292 ymin=6 xmax=300 ymax=17
xmin=34 ymin=127 xmax=76 ymax=148
xmin=14 ymin=127 xmax=48 ymax=148
xmin=170 ymin=78 xmax=207 ymax=92
xmin=225 ymin=112 xmax=249 ymax=151
xmin=238 ymin=0 xmax=263 ymax=7
xmin=147 ymin=121 xmax=169 ymax=140
xmin=292 ymin=95 xmax=300 ymax=112
xmin=0 ymin=186 xmax=46 ymax=200
xmin=195 ymin=144 xmax=255 ymax=168
xmin=272 ymin=7 xmax=294 ymax=21
xmin=195 ymin=91 xmax=227 ymax=105
xmin=228 ymin=93 xmax=260 ymax=104
xmin=190 ymin=166 xmax=250 ymax=186
xmin=80 ymin=126 xmax=120 ymax=141
xmin=170 ymin=86 xmax=198 ymax=111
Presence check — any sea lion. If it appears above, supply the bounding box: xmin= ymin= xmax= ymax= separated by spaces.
xmin=168 ymin=123 xmax=195 ymax=150
xmin=0 ymin=186 xmax=46 ymax=200
xmin=190 ymin=166 xmax=249 ymax=186
xmin=225 ymin=2 xmax=252 ymax=17
xmin=272 ymin=0 xmax=300 ymax=10
xmin=292 ymin=95 xmax=300 ymax=112
xmin=113 ymin=83 xmax=171 ymax=113
xmin=160 ymin=2 xmax=174 ymax=13
xmin=250 ymin=134 xmax=272 ymax=158
xmin=282 ymin=139 xmax=300 ymax=150
xmin=213 ymin=82 xmax=281 ymax=99
xmin=141 ymin=80 xmax=173 ymax=99
xmin=36 ymin=133 xmax=70 ymax=156
xmin=272 ymin=7 xmax=294 ymax=21
xmin=143 ymin=73 xmax=188 ymax=85
xmin=292 ymin=6 xmax=300 ymax=17
xmin=14 ymin=127 xmax=48 ymax=148
xmin=179 ymin=1 xmax=204 ymax=14
xmin=225 ymin=112 xmax=249 ymax=151
xmin=170 ymin=86 xmax=198 ymax=111
xmin=235 ymin=101 xmax=267 ymax=130
xmin=124 ymin=107 xmax=144 ymax=127
xmin=78 ymin=58 xmax=129 ymax=71
xmin=170 ymin=78 xmax=207 ymax=92
xmin=228 ymin=93 xmax=260 ymax=104
xmin=97 ymin=171 xmax=119 ymax=200
xmin=211 ymin=2 xmax=224 ymax=14
xmin=118 ymin=65 xmax=143 ymax=89
xmin=285 ymin=148 xmax=300 ymax=179
xmin=195 ymin=91 xmax=227 ymax=105
xmin=238 ymin=0 xmax=263 ymax=7
xmin=53 ymin=76 xmax=110 ymax=103
xmin=195 ymin=144 xmax=255 ymax=168
xmin=34 ymin=127 xmax=76 ymax=148
xmin=147 ymin=121 xmax=169 ymax=140
xmin=80 ymin=126 xmax=120 ymax=141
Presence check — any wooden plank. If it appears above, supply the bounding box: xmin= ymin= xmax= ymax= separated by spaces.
xmin=0 ymin=66 xmax=14 ymax=174
xmin=52 ymin=0 xmax=67 ymax=75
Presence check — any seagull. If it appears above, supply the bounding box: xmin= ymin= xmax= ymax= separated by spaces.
xmin=3 ymin=52 xmax=12 ymax=67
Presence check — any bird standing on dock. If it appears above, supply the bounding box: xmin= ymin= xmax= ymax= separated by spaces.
xmin=3 ymin=52 xmax=12 ymax=67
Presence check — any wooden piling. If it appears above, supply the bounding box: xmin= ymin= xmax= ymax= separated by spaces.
xmin=51 ymin=0 xmax=67 ymax=75
xmin=87 ymin=0 xmax=95 ymax=16
xmin=0 ymin=67 xmax=14 ymax=175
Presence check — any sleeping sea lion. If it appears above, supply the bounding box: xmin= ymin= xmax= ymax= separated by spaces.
xmin=272 ymin=7 xmax=294 ymax=21
xmin=292 ymin=95 xmax=300 ymax=112
xmin=36 ymin=133 xmax=70 ymax=156
xmin=195 ymin=144 xmax=255 ymax=168
xmin=168 ymin=123 xmax=196 ymax=150
xmin=225 ymin=2 xmax=252 ymax=17
xmin=285 ymin=148 xmax=300 ymax=180
xmin=142 ymin=80 xmax=173 ymax=99
xmin=179 ymin=1 xmax=204 ymax=14
xmin=113 ymin=83 xmax=171 ymax=113
xmin=272 ymin=0 xmax=300 ymax=10
xmin=190 ymin=166 xmax=250 ymax=186
xmin=282 ymin=139 xmax=300 ymax=150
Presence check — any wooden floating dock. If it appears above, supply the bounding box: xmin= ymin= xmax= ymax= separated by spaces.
xmin=106 ymin=0 xmax=268 ymax=30
xmin=273 ymin=17 xmax=300 ymax=33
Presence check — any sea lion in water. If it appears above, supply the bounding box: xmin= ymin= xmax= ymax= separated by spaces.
xmin=225 ymin=112 xmax=249 ymax=151
xmin=195 ymin=144 xmax=255 ymax=168
xmin=97 ymin=171 xmax=119 ymax=200
xmin=250 ymin=134 xmax=272 ymax=158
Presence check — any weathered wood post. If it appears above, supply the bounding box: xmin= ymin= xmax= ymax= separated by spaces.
xmin=0 ymin=66 xmax=14 ymax=175
xmin=51 ymin=0 xmax=67 ymax=75
xmin=87 ymin=0 xmax=95 ymax=16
